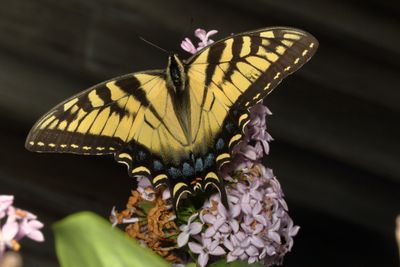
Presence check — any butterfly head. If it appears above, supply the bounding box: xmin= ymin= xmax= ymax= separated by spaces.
xmin=167 ymin=54 xmax=186 ymax=93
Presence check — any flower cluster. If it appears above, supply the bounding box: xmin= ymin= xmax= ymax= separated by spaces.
xmin=111 ymin=29 xmax=299 ymax=267
xmin=177 ymin=162 xmax=299 ymax=267
xmin=0 ymin=195 xmax=44 ymax=259
xmin=181 ymin=29 xmax=218 ymax=54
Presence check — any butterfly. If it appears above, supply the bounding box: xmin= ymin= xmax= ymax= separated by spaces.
xmin=25 ymin=27 xmax=318 ymax=210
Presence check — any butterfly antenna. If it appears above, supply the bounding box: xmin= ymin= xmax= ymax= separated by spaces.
xmin=139 ymin=36 xmax=169 ymax=54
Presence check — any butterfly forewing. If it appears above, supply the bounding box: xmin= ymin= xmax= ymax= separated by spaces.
xmin=186 ymin=27 xmax=318 ymax=166
xmin=26 ymin=71 xmax=177 ymax=156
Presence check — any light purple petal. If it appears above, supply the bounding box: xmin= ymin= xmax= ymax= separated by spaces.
xmin=227 ymin=253 xmax=237 ymax=262
xmin=261 ymin=139 xmax=270 ymax=154
xmin=2 ymin=221 xmax=18 ymax=241
xmin=204 ymin=226 xmax=216 ymax=238
xmin=224 ymin=238 xmax=234 ymax=251
xmin=263 ymin=167 xmax=274 ymax=179
xmin=232 ymin=247 xmax=245 ymax=257
xmin=0 ymin=195 xmax=13 ymax=204
xmin=201 ymin=237 xmax=214 ymax=248
xmin=243 ymin=215 xmax=253 ymax=226
xmin=254 ymin=223 xmax=264 ymax=234
xmin=24 ymin=211 xmax=37 ymax=220
xmin=230 ymin=220 xmax=239 ymax=233
xmin=260 ymin=245 xmax=276 ymax=258
xmin=217 ymin=202 xmax=228 ymax=218
xmin=189 ymin=222 xmax=203 ymax=235
xmin=242 ymin=237 xmax=251 ymax=247
xmin=137 ymin=176 xmax=152 ymax=189
xmin=251 ymin=191 xmax=263 ymax=201
xmin=202 ymin=214 xmax=216 ymax=224
xmin=236 ymin=183 xmax=247 ymax=194
xmin=205 ymin=30 xmax=218 ymax=39
xmin=194 ymin=29 xmax=207 ymax=41
xmin=231 ymin=204 xmax=241 ymax=218
xmin=177 ymin=232 xmax=190 ymax=247
xmin=235 ymin=231 xmax=246 ymax=242
xmin=181 ymin=38 xmax=197 ymax=54
xmin=219 ymin=223 xmax=230 ymax=234
xmin=242 ymin=203 xmax=252 ymax=215
xmin=242 ymin=146 xmax=257 ymax=160
xmin=248 ymin=256 xmax=258 ymax=264
xmin=27 ymin=230 xmax=44 ymax=242
xmin=251 ymin=236 xmax=265 ymax=248
xmin=229 ymin=235 xmax=239 ymax=247
xmin=245 ymin=245 xmax=259 ymax=256
xmin=252 ymin=202 xmax=262 ymax=215
xmin=188 ymin=242 xmax=204 ymax=254
xmin=255 ymin=215 xmax=267 ymax=226
xmin=210 ymin=245 xmax=226 ymax=256
xmin=208 ymin=239 xmax=220 ymax=251
xmin=197 ymin=252 xmax=209 ymax=267
xmin=213 ymin=216 xmax=226 ymax=229
xmin=162 ymin=189 xmax=171 ymax=200
xmin=291 ymin=225 xmax=300 ymax=236
xmin=268 ymin=230 xmax=281 ymax=244
xmin=28 ymin=220 xmax=44 ymax=230
xmin=239 ymin=253 xmax=248 ymax=261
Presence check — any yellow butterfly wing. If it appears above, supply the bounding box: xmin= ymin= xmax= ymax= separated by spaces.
xmin=25 ymin=70 xmax=191 ymax=181
xmin=26 ymin=26 xmax=318 ymax=210
xmin=186 ymin=27 xmax=318 ymax=167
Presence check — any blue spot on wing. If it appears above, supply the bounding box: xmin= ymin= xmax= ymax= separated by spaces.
xmin=168 ymin=167 xmax=182 ymax=180
xmin=216 ymin=138 xmax=225 ymax=150
xmin=182 ymin=163 xmax=194 ymax=177
xmin=153 ymin=160 xmax=164 ymax=171
xmin=195 ymin=158 xmax=204 ymax=173
xmin=204 ymin=153 xmax=215 ymax=169
xmin=136 ymin=151 xmax=146 ymax=161
xmin=225 ymin=122 xmax=234 ymax=132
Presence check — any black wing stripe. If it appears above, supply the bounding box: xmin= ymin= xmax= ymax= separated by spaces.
xmin=204 ymin=41 xmax=226 ymax=87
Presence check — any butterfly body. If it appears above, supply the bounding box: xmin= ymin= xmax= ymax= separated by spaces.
xmin=25 ymin=27 xmax=318 ymax=210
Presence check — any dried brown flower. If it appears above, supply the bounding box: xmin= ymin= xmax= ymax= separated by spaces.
xmin=112 ymin=186 xmax=182 ymax=263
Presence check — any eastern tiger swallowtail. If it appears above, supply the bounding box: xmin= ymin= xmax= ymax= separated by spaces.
xmin=25 ymin=27 xmax=318 ymax=210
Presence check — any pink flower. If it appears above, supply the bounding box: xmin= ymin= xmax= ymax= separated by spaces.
xmin=8 ymin=207 xmax=44 ymax=243
xmin=180 ymin=38 xmax=197 ymax=54
xmin=201 ymin=195 xmax=241 ymax=238
xmin=194 ymin=29 xmax=218 ymax=50
xmin=177 ymin=213 xmax=203 ymax=247
xmin=0 ymin=196 xmax=44 ymax=259
xmin=0 ymin=218 xmax=19 ymax=258
xmin=181 ymin=29 xmax=218 ymax=54
xmin=188 ymin=236 xmax=225 ymax=267
xmin=136 ymin=176 xmax=156 ymax=201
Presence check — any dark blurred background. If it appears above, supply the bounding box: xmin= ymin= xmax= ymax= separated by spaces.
xmin=0 ymin=0 xmax=399 ymax=266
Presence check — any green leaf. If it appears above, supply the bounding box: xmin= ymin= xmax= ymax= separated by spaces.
xmin=210 ymin=259 xmax=263 ymax=267
xmin=53 ymin=211 xmax=169 ymax=267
